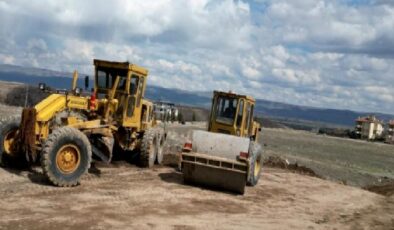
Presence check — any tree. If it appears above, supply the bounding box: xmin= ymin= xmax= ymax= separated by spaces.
xmin=192 ymin=112 xmax=196 ymax=122
xmin=178 ymin=112 xmax=184 ymax=123
xmin=171 ymin=110 xmax=176 ymax=122
xmin=5 ymin=85 xmax=49 ymax=107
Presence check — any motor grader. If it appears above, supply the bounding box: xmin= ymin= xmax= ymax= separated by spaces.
xmin=180 ymin=91 xmax=262 ymax=194
xmin=0 ymin=59 xmax=166 ymax=186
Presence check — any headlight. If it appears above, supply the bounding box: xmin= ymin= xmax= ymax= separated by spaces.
xmin=75 ymin=87 xmax=82 ymax=95
xmin=38 ymin=83 xmax=46 ymax=91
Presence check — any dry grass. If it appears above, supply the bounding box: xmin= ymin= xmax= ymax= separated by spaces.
xmin=261 ymin=128 xmax=394 ymax=187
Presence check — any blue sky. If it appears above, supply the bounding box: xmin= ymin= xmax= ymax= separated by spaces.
xmin=0 ymin=0 xmax=393 ymax=114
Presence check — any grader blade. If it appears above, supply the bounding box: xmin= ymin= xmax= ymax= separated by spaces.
xmin=91 ymin=136 xmax=114 ymax=164
xmin=181 ymin=130 xmax=251 ymax=194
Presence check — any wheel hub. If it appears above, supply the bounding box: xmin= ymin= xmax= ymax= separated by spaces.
xmin=56 ymin=145 xmax=81 ymax=174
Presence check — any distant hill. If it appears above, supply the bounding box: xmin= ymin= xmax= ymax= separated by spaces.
xmin=0 ymin=64 xmax=392 ymax=127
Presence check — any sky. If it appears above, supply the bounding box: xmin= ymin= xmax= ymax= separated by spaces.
xmin=0 ymin=0 xmax=393 ymax=114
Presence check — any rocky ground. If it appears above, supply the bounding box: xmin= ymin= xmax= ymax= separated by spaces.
xmin=0 ymin=104 xmax=22 ymax=117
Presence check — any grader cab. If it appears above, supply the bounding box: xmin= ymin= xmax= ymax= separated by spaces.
xmin=180 ymin=91 xmax=262 ymax=194
xmin=0 ymin=59 xmax=166 ymax=187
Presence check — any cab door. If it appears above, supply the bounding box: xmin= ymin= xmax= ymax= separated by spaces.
xmin=123 ymin=74 xmax=145 ymax=129
xmin=113 ymin=76 xmax=129 ymax=122
xmin=244 ymin=102 xmax=253 ymax=137
xmin=236 ymin=99 xmax=245 ymax=136
xmin=246 ymin=103 xmax=255 ymax=137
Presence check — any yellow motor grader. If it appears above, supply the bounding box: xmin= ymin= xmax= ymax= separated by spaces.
xmin=0 ymin=59 xmax=166 ymax=186
xmin=180 ymin=91 xmax=262 ymax=194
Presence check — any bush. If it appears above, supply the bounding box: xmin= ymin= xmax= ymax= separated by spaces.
xmin=5 ymin=85 xmax=49 ymax=107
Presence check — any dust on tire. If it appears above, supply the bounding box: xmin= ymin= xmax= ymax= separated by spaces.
xmin=247 ymin=142 xmax=263 ymax=186
xmin=139 ymin=128 xmax=157 ymax=168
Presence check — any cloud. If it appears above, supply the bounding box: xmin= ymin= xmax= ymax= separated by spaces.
xmin=0 ymin=54 xmax=14 ymax=64
xmin=0 ymin=0 xmax=393 ymax=114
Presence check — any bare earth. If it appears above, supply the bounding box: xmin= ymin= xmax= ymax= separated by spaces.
xmin=0 ymin=109 xmax=393 ymax=229
xmin=0 ymin=163 xmax=393 ymax=230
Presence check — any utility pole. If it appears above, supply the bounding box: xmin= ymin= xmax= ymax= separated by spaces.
xmin=24 ymin=85 xmax=29 ymax=107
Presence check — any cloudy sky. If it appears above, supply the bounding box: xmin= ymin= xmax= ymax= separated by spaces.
xmin=0 ymin=0 xmax=393 ymax=113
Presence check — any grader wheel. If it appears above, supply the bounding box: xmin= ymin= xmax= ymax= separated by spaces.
xmin=41 ymin=127 xmax=92 ymax=187
xmin=0 ymin=116 xmax=24 ymax=167
xmin=139 ymin=129 xmax=157 ymax=168
xmin=155 ymin=130 xmax=165 ymax=165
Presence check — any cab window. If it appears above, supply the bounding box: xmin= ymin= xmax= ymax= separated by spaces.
xmin=215 ymin=96 xmax=238 ymax=125
xmin=244 ymin=103 xmax=250 ymax=131
xmin=245 ymin=103 xmax=254 ymax=134
xmin=97 ymin=70 xmax=111 ymax=88
xmin=136 ymin=77 xmax=144 ymax=107
xmin=129 ymin=75 xmax=139 ymax=95
xmin=117 ymin=77 xmax=127 ymax=91
xmin=236 ymin=100 xmax=244 ymax=128
xmin=248 ymin=104 xmax=254 ymax=133
xmin=96 ymin=67 xmax=127 ymax=90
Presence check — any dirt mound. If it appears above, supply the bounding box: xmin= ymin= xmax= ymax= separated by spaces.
xmin=364 ymin=183 xmax=394 ymax=197
xmin=263 ymin=155 xmax=319 ymax=178
xmin=256 ymin=117 xmax=287 ymax=129
xmin=177 ymin=105 xmax=209 ymax=122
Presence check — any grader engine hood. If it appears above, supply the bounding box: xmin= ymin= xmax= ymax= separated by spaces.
xmin=34 ymin=94 xmax=67 ymax=122
xmin=17 ymin=93 xmax=91 ymax=160
xmin=34 ymin=94 xmax=89 ymax=122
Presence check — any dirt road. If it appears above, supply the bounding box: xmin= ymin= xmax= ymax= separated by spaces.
xmin=0 ymin=162 xmax=393 ymax=230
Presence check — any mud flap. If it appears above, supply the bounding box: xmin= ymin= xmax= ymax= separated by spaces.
xmin=181 ymin=152 xmax=248 ymax=194
xmin=20 ymin=108 xmax=37 ymax=162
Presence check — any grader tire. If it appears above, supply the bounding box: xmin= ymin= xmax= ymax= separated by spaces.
xmin=247 ymin=142 xmax=263 ymax=186
xmin=0 ymin=116 xmax=25 ymax=167
xmin=139 ymin=129 xmax=157 ymax=168
xmin=41 ymin=127 xmax=92 ymax=187
xmin=155 ymin=129 xmax=165 ymax=165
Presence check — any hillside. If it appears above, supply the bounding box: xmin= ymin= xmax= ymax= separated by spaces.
xmin=0 ymin=64 xmax=393 ymax=127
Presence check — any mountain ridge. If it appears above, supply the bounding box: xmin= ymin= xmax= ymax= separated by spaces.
xmin=0 ymin=64 xmax=392 ymax=127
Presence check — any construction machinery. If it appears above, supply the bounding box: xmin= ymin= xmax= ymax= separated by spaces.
xmin=180 ymin=91 xmax=262 ymax=194
xmin=0 ymin=59 xmax=166 ymax=186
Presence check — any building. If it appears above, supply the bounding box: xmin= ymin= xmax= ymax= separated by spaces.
xmin=354 ymin=115 xmax=384 ymax=140
xmin=385 ymin=120 xmax=394 ymax=144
